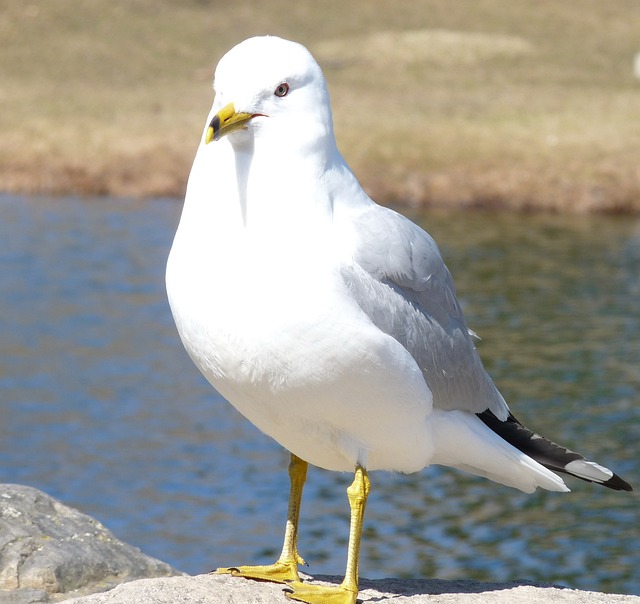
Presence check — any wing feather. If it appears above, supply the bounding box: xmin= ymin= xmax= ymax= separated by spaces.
xmin=343 ymin=204 xmax=509 ymax=419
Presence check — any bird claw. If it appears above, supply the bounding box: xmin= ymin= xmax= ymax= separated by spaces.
xmin=213 ymin=560 xmax=301 ymax=584
xmin=284 ymin=581 xmax=358 ymax=604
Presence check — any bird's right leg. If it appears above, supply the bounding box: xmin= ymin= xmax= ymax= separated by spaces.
xmin=214 ymin=452 xmax=308 ymax=583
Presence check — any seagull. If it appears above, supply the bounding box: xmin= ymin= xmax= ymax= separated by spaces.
xmin=165 ymin=35 xmax=632 ymax=604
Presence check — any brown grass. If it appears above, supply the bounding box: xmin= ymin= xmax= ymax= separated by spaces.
xmin=1 ymin=0 xmax=639 ymax=211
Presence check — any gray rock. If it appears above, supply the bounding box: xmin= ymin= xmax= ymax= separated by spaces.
xmin=0 ymin=485 xmax=183 ymax=604
xmin=2 ymin=484 xmax=636 ymax=604
xmin=64 ymin=573 xmax=640 ymax=604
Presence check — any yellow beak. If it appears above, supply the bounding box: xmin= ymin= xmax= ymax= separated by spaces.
xmin=205 ymin=103 xmax=264 ymax=144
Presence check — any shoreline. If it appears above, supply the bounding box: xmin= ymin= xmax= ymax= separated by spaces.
xmin=2 ymin=155 xmax=639 ymax=213
xmin=2 ymin=483 xmax=638 ymax=603
xmin=3 ymin=3 xmax=639 ymax=214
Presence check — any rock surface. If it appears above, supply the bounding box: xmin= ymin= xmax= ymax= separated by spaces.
xmin=1 ymin=484 xmax=637 ymax=604
xmin=0 ymin=484 xmax=182 ymax=603
xmin=64 ymin=573 xmax=640 ymax=604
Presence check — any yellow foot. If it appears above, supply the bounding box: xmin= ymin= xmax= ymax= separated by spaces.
xmin=284 ymin=581 xmax=358 ymax=604
xmin=213 ymin=560 xmax=301 ymax=584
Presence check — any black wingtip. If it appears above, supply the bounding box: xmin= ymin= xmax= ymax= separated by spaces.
xmin=477 ymin=410 xmax=633 ymax=492
xmin=601 ymin=474 xmax=633 ymax=492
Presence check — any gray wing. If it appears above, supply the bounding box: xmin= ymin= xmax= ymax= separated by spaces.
xmin=343 ymin=204 xmax=509 ymax=420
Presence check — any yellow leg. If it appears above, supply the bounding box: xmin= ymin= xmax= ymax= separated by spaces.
xmin=214 ymin=453 xmax=308 ymax=583
xmin=285 ymin=465 xmax=370 ymax=604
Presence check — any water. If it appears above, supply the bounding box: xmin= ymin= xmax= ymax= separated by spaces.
xmin=1 ymin=194 xmax=638 ymax=595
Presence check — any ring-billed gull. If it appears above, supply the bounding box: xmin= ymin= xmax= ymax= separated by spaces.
xmin=165 ymin=36 xmax=632 ymax=604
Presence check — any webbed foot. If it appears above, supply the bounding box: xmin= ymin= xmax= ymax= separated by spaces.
xmin=284 ymin=580 xmax=358 ymax=604
xmin=214 ymin=559 xmax=302 ymax=583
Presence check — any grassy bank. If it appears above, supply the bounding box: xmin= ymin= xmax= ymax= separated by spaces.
xmin=2 ymin=0 xmax=639 ymax=211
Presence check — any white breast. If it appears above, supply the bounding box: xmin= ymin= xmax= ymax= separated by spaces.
xmin=166 ymin=222 xmax=435 ymax=473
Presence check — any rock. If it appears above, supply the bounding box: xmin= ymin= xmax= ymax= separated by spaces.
xmin=2 ymin=484 xmax=637 ymax=604
xmin=63 ymin=573 xmax=640 ymax=604
xmin=0 ymin=485 xmax=183 ymax=603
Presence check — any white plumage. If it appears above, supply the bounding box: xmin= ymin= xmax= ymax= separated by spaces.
xmin=165 ymin=35 xmax=630 ymax=604
xmin=166 ymin=36 xmax=567 ymax=493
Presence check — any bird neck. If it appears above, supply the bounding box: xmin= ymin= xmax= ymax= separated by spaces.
xmin=180 ymin=136 xmax=340 ymax=239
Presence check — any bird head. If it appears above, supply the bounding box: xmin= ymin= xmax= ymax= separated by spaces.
xmin=204 ymin=36 xmax=335 ymax=153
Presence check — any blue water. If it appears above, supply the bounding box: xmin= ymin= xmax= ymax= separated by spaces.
xmin=1 ymin=194 xmax=638 ymax=594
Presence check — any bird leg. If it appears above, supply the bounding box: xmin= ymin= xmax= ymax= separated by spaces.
xmin=285 ymin=465 xmax=370 ymax=604
xmin=214 ymin=452 xmax=308 ymax=583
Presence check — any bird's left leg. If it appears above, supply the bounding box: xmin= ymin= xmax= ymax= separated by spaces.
xmin=214 ymin=452 xmax=308 ymax=583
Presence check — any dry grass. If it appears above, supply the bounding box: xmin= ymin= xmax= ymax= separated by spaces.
xmin=1 ymin=0 xmax=639 ymax=211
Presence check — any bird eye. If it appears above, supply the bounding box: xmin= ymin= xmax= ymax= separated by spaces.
xmin=274 ymin=83 xmax=290 ymax=97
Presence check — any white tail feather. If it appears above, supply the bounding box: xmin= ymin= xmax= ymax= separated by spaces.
xmin=431 ymin=410 xmax=569 ymax=494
